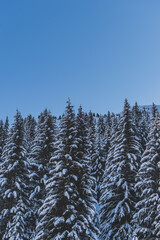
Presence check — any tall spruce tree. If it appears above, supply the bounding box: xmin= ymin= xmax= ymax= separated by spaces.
xmin=100 ymin=99 xmax=141 ymax=240
xmin=76 ymin=105 xmax=99 ymax=237
xmin=24 ymin=114 xmax=36 ymax=154
xmin=132 ymin=103 xmax=143 ymax=152
xmin=94 ymin=135 xmax=105 ymax=203
xmin=87 ymin=111 xmax=97 ymax=183
xmin=29 ymin=109 xmax=56 ymax=237
xmin=97 ymin=115 xmax=105 ymax=137
xmin=87 ymin=111 xmax=100 ymax=229
xmin=0 ymin=111 xmax=30 ymax=240
xmin=0 ymin=120 xmax=5 ymax=158
xmin=97 ymin=115 xmax=108 ymax=170
xmin=106 ymin=111 xmax=112 ymax=130
xmin=4 ymin=116 xmax=9 ymax=144
xmin=35 ymin=100 xmax=98 ymax=240
xmin=138 ymin=108 xmax=150 ymax=152
xmin=96 ymin=115 xmax=106 ymax=201
xmin=102 ymin=112 xmax=114 ymax=161
xmin=132 ymin=102 xmax=142 ymax=131
xmin=133 ymin=115 xmax=160 ymax=240
xmin=151 ymin=103 xmax=158 ymax=120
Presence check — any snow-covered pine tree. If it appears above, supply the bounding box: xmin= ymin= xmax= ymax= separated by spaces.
xmin=103 ymin=126 xmax=111 ymax=157
xmin=138 ymin=108 xmax=150 ymax=152
xmin=0 ymin=111 xmax=30 ymax=240
xmin=96 ymin=115 xmax=108 ymax=175
xmin=87 ymin=111 xmax=100 ymax=228
xmin=84 ymin=112 xmax=88 ymax=125
xmin=29 ymin=109 xmax=56 ymax=237
xmin=0 ymin=120 xmax=5 ymax=239
xmin=102 ymin=112 xmax=114 ymax=161
xmin=100 ymin=99 xmax=141 ymax=240
xmin=24 ymin=114 xmax=36 ymax=154
xmin=87 ymin=111 xmax=97 ymax=184
xmin=76 ymin=105 xmax=89 ymax=157
xmin=76 ymin=105 xmax=99 ymax=238
xmin=35 ymin=100 xmax=98 ymax=240
xmin=95 ymin=116 xmax=106 ymax=203
xmin=133 ymin=115 xmax=160 ymax=240
xmin=102 ymin=112 xmax=119 ymax=178
xmin=106 ymin=111 xmax=112 ymax=130
xmin=152 ymin=103 xmax=158 ymax=120
xmin=132 ymin=102 xmax=142 ymax=131
xmin=99 ymin=112 xmax=119 ymax=240
xmin=95 ymin=135 xmax=105 ymax=203
xmin=132 ymin=102 xmax=147 ymax=155
xmin=0 ymin=120 xmax=5 ymax=158
xmin=3 ymin=116 xmax=9 ymax=144
xmin=97 ymin=115 xmax=105 ymax=137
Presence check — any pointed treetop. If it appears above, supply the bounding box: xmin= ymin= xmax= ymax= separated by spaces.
xmin=66 ymin=97 xmax=71 ymax=106
xmin=152 ymin=102 xmax=158 ymax=119
xmin=12 ymin=110 xmax=23 ymax=128
xmin=124 ymin=98 xmax=130 ymax=108
xmin=4 ymin=116 xmax=9 ymax=129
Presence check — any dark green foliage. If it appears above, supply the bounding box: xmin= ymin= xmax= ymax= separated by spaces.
xmin=24 ymin=114 xmax=36 ymax=152
xmin=0 ymin=111 xmax=30 ymax=240
xmin=133 ymin=116 xmax=160 ymax=240
xmin=29 ymin=109 xmax=56 ymax=237
xmin=4 ymin=116 xmax=9 ymax=143
xmin=35 ymin=100 xmax=98 ymax=240
xmin=100 ymin=99 xmax=141 ymax=240
xmin=0 ymin=120 xmax=5 ymax=158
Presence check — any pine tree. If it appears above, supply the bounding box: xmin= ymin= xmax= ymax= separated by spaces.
xmin=95 ymin=115 xmax=107 ymax=202
xmin=106 ymin=111 xmax=112 ymax=130
xmin=87 ymin=111 xmax=97 ymax=183
xmin=138 ymin=108 xmax=150 ymax=152
xmin=0 ymin=120 xmax=5 ymax=158
xmin=103 ymin=123 xmax=111 ymax=160
xmin=100 ymin=99 xmax=141 ymax=240
xmin=102 ymin=112 xmax=114 ymax=160
xmin=132 ymin=102 xmax=146 ymax=154
xmin=24 ymin=114 xmax=36 ymax=153
xmin=151 ymin=103 xmax=158 ymax=120
xmin=76 ymin=106 xmax=89 ymax=157
xmin=133 ymin=115 xmax=160 ymax=240
xmin=76 ymin=105 xmax=99 ymax=237
xmin=35 ymin=100 xmax=98 ymax=240
xmin=29 ymin=109 xmax=56 ymax=237
xmin=97 ymin=115 xmax=105 ymax=137
xmin=0 ymin=111 xmax=30 ymax=240
xmin=132 ymin=102 xmax=142 ymax=130
xmin=94 ymin=135 xmax=105 ymax=203
xmin=84 ymin=112 xmax=88 ymax=125
xmin=4 ymin=116 xmax=9 ymax=143
xmin=87 ymin=111 xmax=100 ymax=228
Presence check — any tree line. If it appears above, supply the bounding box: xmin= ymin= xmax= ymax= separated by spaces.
xmin=0 ymin=99 xmax=158 ymax=240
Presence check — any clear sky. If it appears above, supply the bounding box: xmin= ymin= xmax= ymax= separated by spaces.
xmin=0 ymin=1 xmax=160 ymax=120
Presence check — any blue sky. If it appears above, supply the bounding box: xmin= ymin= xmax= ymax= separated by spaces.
xmin=0 ymin=1 xmax=160 ymax=120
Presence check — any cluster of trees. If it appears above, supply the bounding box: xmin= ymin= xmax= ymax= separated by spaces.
xmin=0 ymin=99 xmax=158 ymax=240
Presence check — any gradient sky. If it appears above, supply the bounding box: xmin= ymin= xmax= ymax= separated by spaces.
xmin=0 ymin=1 xmax=160 ymax=120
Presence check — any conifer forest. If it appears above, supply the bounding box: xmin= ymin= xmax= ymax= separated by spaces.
xmin=0 ymin=98 xmax=159 ymax=240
